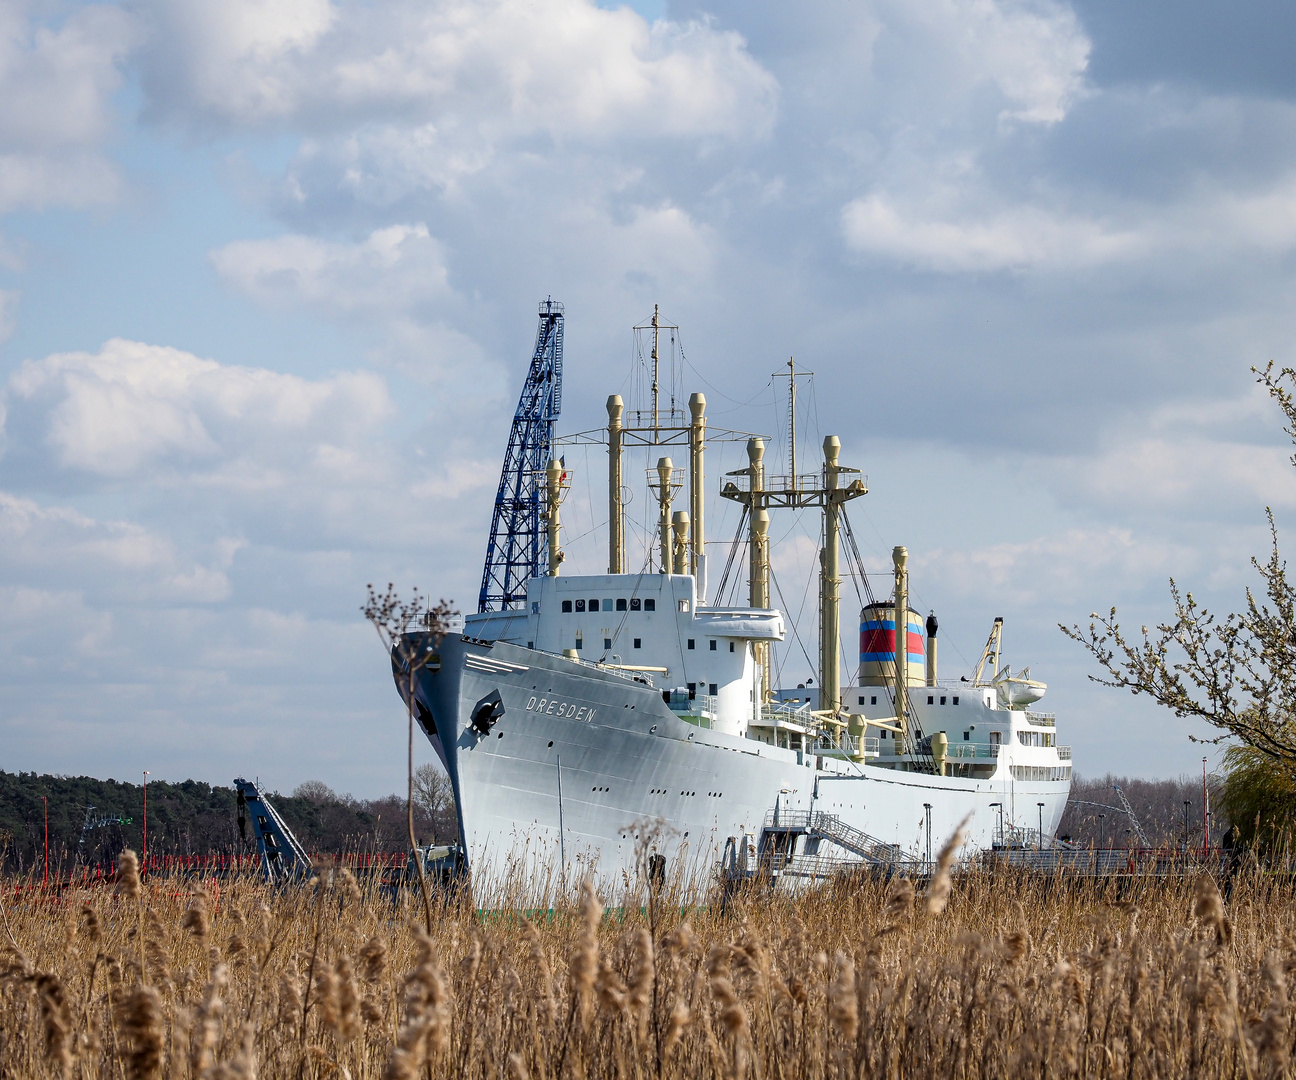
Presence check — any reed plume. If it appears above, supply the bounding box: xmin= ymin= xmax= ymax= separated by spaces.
xmin=925 ymin=815 xmax=970 ymax=916
xmin=118 ymin=985 xmax=164 ymax=1080
xmin=34 ymin=971 xmax=72 ymax=1073
xmin=4 ymin=855 xmax=1296 ymax=1079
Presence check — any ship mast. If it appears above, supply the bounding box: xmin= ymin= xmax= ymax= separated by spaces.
xmin=721 ymin=359 xmax=868 ymax=715
xmin=557 ymin=305 xmax=755 ymax=598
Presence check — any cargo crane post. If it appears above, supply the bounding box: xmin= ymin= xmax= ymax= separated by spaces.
xmin=478 ymin=299 xmax=564 ymax=612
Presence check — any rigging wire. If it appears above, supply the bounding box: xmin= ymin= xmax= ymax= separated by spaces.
xmin=769 ymin=562 xmax=817 ymax=679
xmin=713 ymin=504 xmax=749 ymax=605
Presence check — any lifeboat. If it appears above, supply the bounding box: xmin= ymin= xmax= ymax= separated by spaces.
xmin=992 ymin=665 xmax=1047 ymax=707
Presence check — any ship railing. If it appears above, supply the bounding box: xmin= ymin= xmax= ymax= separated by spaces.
xmin=1057 ymin=745 xmax=1072 ymax=761
xmin=810 ymin=734 xmax=880 ymax=758
xmin=628 ymin=407 xmax=687 ymax=428
xmin=757 ymin=701 xmax=818 ymax=730
xmin=534 ymin=648 xmax=654 ymax=686
xmin=1023 ymin=712 xmax=1056 ymax=727
xmin=768 ymin=472 xmax=826 ymax=493
xmin=672 ymin=695 xmax=723 ymax=730
xmin=945 ymin=743 xmax=1001 ymax=760
xmin=814 ymin=732 xmax=854 ymax=755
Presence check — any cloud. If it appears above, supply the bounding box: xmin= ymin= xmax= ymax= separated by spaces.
xmin=0 ymin=491 xmax=240 ymax=603
xmin=0 ymin=3 xmax=135 ymax=211
xmin=897 ymin=0 xmax=1090 ymax=125
xmin=6 ymin=338 xmax=393 ymax=479
xmin=841 ymin=193 xmax=1142 ymax=271
xmin=136 ymin=0 xmax=778 ymax=140
xmin=1048 ymin=386 xmax=1296 ymax=516
xmin=917 ymin=527 xmax=1189 ymax=608
xmin=211 ymin=223 xmax=450 ymax=315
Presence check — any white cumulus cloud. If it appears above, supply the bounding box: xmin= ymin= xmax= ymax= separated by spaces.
xmin=136 ymin=0 xmax=778 ymax=141
xmin=6 ymin=338 xmax=393 ymax=478
xmin=841 ymin=194 xmax=1143 ymax=271
xmin=211 ymin=223 xmax=450 ymax=315
xmin=0 ymin=2 xmax=136 ymax=211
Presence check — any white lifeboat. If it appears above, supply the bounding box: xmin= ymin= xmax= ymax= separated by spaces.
xmin=992 ymin=665 xmax=1047 ymax=707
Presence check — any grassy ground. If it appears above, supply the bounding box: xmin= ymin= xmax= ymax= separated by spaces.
xmin=1 ymin=851 xmax=1292 ymax=1079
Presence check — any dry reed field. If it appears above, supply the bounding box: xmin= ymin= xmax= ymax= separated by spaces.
xmin=2 ymin=847 xmax=1295 ymax=1080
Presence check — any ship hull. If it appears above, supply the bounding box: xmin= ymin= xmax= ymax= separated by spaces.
xmin=409 ymin=634 xmax=1070 ymax=903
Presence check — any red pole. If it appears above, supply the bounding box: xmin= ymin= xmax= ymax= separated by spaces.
xmin=142 ymin=771 xmax=149 ymax=878
xmin=42 ymin=797 xmax=48 ymax=890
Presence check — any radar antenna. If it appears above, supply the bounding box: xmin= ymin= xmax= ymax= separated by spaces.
xmin=478 ymin=299 xmax=564 ymax=612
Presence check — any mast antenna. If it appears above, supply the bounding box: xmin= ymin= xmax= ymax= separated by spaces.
xmin=652 ymin=304 xmax=660 ymax=430
xmin=478 ymin=298 xmax=564 ymax=612
xmin=787 ymin=358 xmax=797 ymax=488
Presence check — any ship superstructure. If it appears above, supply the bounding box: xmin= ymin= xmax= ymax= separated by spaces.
xmin=396 ymin=303 xmax=1072 ymax=900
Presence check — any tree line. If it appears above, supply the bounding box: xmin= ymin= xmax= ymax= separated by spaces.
xmin=0 ymin=766 xmax=457 ymax=876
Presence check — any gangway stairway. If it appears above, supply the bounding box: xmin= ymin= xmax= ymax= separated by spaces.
xmin=758 ymin=810 xmax=926 ymax=879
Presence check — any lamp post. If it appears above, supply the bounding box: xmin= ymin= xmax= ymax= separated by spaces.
xmin=1037 ymin=802 xmax=1045 ymax=853
xmin=142 ymin=770 xmax=149 ymax=878
xmin=1202 ymin=757 xmax=1209 ymax=857
xmin=923 ymin=803 xmax=932 ymax=867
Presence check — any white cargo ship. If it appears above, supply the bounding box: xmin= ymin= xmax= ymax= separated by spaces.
xmin=395 ymin=303 xmax=1071 ymax=899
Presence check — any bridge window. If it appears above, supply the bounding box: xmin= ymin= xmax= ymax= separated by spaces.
xmin=603 ymin=599 xmax=612 ymax=611
xmin=952 ymin=696 xmax=960 ymax=705
xmin=589 ymin=599 xmax=599 ymax=612
xmin=633 ymin=638 xmax=641 ymax=649
xmin=927 ymin=695 xmax=934 ymax=704
xmin=575 ymin=599 xmax=586 ymax=612
xmin=562 ymin=600 xmax=572 ymax=613
xmin=941 ymin=696 xmax=947 ymax=705
xmin=710 ymin=640 xmax=717 ymax=651
xmin=709 ymin=683 xmax=718 ymax=695
xmin=687 ymin=639 xmax=695 ymax=650
xmin=678 ymin=600 xmax=689 ymax=612
xmin=730 ymin=642 xmax=735 ymax=652
xmin=575 ymin=635 xmax=583 ymax=650
xmin=871 ymin=696 xmax=877 ymax=705
xmin=630 ymin=597 xmax=641 ymax=611
xmin=644 ymin=599 xmax=655 ymax=611
xmin=616 ymin=598 xmax=627 ymax=611
xmin=604 ymin=638 xmax=612 ymax=650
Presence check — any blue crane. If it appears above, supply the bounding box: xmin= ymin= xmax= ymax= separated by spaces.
xmin=478 ymin=299 xmax=564 ymax=612
xmin=234 ymin=778 xmax=312 ymax=883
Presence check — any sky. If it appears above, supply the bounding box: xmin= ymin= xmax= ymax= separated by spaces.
xmin=3 ymin=0 xmax=1296 ymax=797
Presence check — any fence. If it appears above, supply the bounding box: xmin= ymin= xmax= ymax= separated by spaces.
xmin=6 ymin=851 xmax=419 ymax=894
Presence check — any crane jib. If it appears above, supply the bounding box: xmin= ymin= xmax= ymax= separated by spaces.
xmin=478 ymin=299 xmax=564 ymax=613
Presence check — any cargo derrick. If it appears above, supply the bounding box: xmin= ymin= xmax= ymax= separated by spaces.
xmin=478 ymin=300 xmax=564 ymax=612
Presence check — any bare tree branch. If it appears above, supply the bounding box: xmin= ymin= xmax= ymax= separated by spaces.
xmin=361 ymin=583 xmax=458 ymax=931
